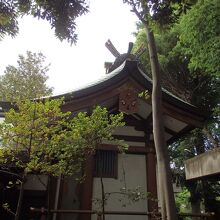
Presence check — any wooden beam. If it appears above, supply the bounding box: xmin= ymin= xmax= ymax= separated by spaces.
xmin=123 ymin=114 xmax=147 ymax=132
xmin=79 ymin=155 xmax=94 ymax=220
xmin=62 ymin=78 xmax=129 ymax=113
xmin=164 ymin=127 xmax=177 ymax=136
xmin=113 ymin=135 xmax=145 ymax=142
xmin=163 ymin=103 xmax=204 ymax=128
xmin=185 ymin=148 xmax=220 ymax=180
xmin=144 ymin=112 xmax=152 ymax=124
xmin=108 ymin=105 xmax=119 ymax=114
xmin=98 ymin=144 xmax=150 ymax=154
xmin=124 ymin=118 xmax=143 ymax=128
xmin=167 ymin=125 xmax=194 ymax=145
xmin=141 ymin=123 xmax=177 ymax=136
xmin=133 ymin=113 xmax=145 ymax=120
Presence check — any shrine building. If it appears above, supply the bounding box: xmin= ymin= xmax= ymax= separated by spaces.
xmin=0 ymin=50 xmax=207 ymax=220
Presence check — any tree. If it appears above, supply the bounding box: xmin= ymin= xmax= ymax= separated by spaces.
xmin=0 ymin=0 xmax=89 ymax=44
xmin=0 ymin=99 xmax=125 ymax=220
xmin=177 ymin=0 xmax=220 ymax=76
xmin=0 ymin=51 xmax=53 ymax=101
xmin=123 ymin=1 xmax=178 ymax=219
xmin=132 ymin=1 xmax=219 ymax=217
xmin=170 ymin=128 xmax=220 ymax=218
xmin=133 ymin=21 xmax=220 ymax=105
xmin=133 ymin=27 xmax=196 ymax=102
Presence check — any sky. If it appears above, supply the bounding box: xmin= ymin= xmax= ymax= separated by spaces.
xmin=0 ymin=0 xmax=138 ymax=95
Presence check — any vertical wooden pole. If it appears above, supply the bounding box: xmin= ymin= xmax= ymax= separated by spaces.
xmin=80 ymin=155 xmax=94 ymax=220
xmin=146 ymin=143 xmax=158 ymax=220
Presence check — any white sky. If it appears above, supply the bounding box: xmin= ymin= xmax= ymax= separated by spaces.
xmin=0 ymin=0 xmax=138 ymax=95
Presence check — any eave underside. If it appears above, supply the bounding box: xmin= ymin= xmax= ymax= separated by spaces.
xmin=61 ymin=76 xmax=205 ymax=145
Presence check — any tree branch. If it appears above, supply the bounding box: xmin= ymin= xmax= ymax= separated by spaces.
xmin=129 ymin=0 xmax=148 ymax=25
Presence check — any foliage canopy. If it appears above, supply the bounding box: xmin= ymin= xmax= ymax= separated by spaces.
xmin=0 ymin=0 xmax=89 ymax=44
xmin=0 ymin=51 xmax=53 ymax=101
xmin=178 ymin=0 xmax=220 ymax=76
xmin=131 ymin=0 xmax=220 ymax=216
xmin=0 ymin=99 xmax=125 ymax=177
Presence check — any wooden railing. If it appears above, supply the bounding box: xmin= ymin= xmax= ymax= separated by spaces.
xmin=30 ymin=207 xmax=215 ymax=220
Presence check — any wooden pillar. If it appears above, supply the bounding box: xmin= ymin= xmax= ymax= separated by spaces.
xmin=146 ymin=143 xmax=158 ymax=219
xmin=80 ymin=155 xmax=94 ymax=220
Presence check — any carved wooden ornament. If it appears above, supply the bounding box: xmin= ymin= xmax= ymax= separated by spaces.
xmin=119 ymin=89 xmax=139 ymax=114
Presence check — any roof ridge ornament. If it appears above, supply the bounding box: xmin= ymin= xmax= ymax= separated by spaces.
xmin=104 ymin=39 xmax=146 ymax=73
xmin=105 ymin=39 xmax=120 ymax=58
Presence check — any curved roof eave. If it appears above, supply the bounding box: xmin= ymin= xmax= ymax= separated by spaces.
xmin=51 ymin=60 xmax=207 ymax=119
xmin=51 ymin=61 xmax=128 ymax=102
xmin=129 ymin=62 xmax=208 ymax=119
xmin=0 ymin=60 xmax=208 ymax=120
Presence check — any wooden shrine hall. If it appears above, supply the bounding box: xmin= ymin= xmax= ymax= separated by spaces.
xmin=51 ymin=58 xmax=206 ymax=220
xmin=0 ymin=43 xmax=207 ymax=220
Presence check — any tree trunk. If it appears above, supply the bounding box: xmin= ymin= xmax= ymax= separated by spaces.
xmin=189 ymin=182 xmax=201 ymax=220
xmin=100 ymin=176 xmax=105 ymax=220
xmin=188 ymin=182 xmax=201 ymax=216
xmin=145 ymin=26 xmax=178 ymax=220
xmin=191 ymin=200 xmax=200 ymax=213
xmin=15 ymin=175 xmax=25 ymax=220
xmin=47 ymin=175 xmax=51 ymax=220
xmin=202 ymin=127 xmax=219 ymax=148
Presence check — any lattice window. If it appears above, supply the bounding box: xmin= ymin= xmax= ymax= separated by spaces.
xmin=93 ymin=150 xmax=117 ymax=178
